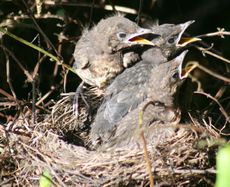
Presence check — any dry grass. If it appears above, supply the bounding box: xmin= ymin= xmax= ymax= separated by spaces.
xmin=0 ymin=1 xmax=230 ymax=186
xmin=0 ymin=94 xmax=222 ymax=186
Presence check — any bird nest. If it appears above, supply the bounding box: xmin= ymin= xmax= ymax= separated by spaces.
xmin=0 ymin=93 xmax=221 ymax=186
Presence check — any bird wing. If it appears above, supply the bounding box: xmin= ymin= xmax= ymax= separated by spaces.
xmin=96 ymin=61 xmax=152 ymax=126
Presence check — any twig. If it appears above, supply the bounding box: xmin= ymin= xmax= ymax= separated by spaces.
xmin=0 ymin=28 xmax=77 ymax=74
xmin=32 ymin=81 xmax=36 ymax=124
xmin=195 ymin=91 xmax=230 ymax=123
xmin=43 ymin=1 xmax=137 ymax=14
xmin=20 ymin=141 xmax=66 ymax=187
xmin=0 ymin=14 xmax=65 ymax=29
xmin=0 ymin=28 xmax=60 ymax=64
xmin=35 ymin=0 xmax=42 ymax=16
xmin=139 ymin=101 xmax=158 ymax=187
xmin=5 ymin=49 xmax=17 ymax=99
xmin=136 ymin=0 xmax=143 ymax=25
xmin=22 ymin=0 xmax=60 ymax=58
xmin=196 ymin=46 xmax=230 ymax=64
xmin=196 ymin=28 xmax=230 ymax=39
xmin=155 ymin=167 xmax=216 ymax=174
xmin=36 ymin=86 xmax=56 ymax=106
xmin=0 ymin=177 xmax=15 ymax=186
xmin=185 ymin=61 xmax=230 ymax=83
xmin=203 ymin=86 xmax=227 ymax=120
xmin=0 ymin=45 xmax=33 ymax=82
xmin=107 ymin=0 xmax=116 ymax=12
xmin=0 ymin=88 xmax=16 ymax=100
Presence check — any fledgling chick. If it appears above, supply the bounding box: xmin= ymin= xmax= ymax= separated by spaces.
xmin=90 ymin=49 xmax=188 ymax=149
xmin=89 ymin=21 xmax=200 ymax=148
xmin=72 ymin=15 xmax=158 ymax=116
xmin=73 ymin=15 xmax=155 ymax=88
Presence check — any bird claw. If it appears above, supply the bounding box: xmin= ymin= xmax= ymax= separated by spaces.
xmin=73 ymin=81 xmax=91 ymax=119
xmin=73 ymin=101 xmax=79 ymax=117
xmin=73 ymin=81 xmax=85 ymax=117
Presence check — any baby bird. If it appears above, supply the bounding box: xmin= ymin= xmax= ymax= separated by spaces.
xmin=89 ymin=21 xmax=199 ymax=148
xmin=73 ymin=15 xmax=155 ymax=88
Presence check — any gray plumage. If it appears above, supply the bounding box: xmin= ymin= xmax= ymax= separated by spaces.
xmin=73 ymin=15 xmax=154 ymax=88
xmin=89 ymin=21 xmax=195 ymax=148
xmin=90 ymin=50 xmax=187 ymax=149
xmin=90 ymin=21 xmax=197 ymax=149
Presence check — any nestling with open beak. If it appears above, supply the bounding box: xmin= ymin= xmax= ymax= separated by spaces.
xmin=73 ymin=15 xmax=156 ymax=89
xmin=90 ymin=20 xmax=200 ymax=148
xmin=90 ymin=50 xmax=188 ymax=149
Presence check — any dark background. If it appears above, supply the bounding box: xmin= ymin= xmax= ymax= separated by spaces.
xmin=0 ymin=0 xmax=230 ymax=126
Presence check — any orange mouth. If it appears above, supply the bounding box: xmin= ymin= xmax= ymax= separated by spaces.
xmin=178 ymin=37 xmax=201 ymax=47
xmin=128 ymin=36 xmax=155 ymax=46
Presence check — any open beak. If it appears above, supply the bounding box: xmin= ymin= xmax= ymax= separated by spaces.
xmin=177 ymin=50 xmax=189 ymax=79
xmin=178 ymin=37 xmax=201 ymax=47
xmin=179 ymin=63 xmax=197 ymax=79
xmin=126 ymin=28 xmax=160 ymax=46
xmin=176 ymin=20 xmax=201 ymax=47
xmin=128 ymin=36 xmax=155 ymax=46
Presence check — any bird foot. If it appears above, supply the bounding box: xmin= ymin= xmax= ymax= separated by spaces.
xmin=73 ymin=81 xmax=90 ymax=117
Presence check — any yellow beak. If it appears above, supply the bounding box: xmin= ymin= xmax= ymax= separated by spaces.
xmin=178 ymin=37 xmax=201 ymax=47
xmin=128 ymin=36 xmax=155 ymax=46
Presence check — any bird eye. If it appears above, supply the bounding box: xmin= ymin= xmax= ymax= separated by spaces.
xmin=168 ymin=36 xmax=176 ymax=44
xmin=117 ymin=32 xmax=127 ymax=39
xmin=172 ymin=71 xmax=179 ymax=79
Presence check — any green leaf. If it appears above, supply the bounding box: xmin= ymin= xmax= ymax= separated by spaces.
xmin=39 ymin=169 xmax=53 ymax=187
xmin=216 ymin=145 xmax=230 ymax=187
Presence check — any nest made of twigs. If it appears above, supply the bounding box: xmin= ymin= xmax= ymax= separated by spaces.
xmin=0 ymin=93 xmax=221 ymax=186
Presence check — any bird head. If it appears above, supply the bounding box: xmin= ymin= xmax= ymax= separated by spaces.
xmin=150 ymin=50 xmax=188 ymax=106
xmin=93 ymin=16 xmax=157 ymax=53
xmin=150 ymin=21 xmax=201 ymax=58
